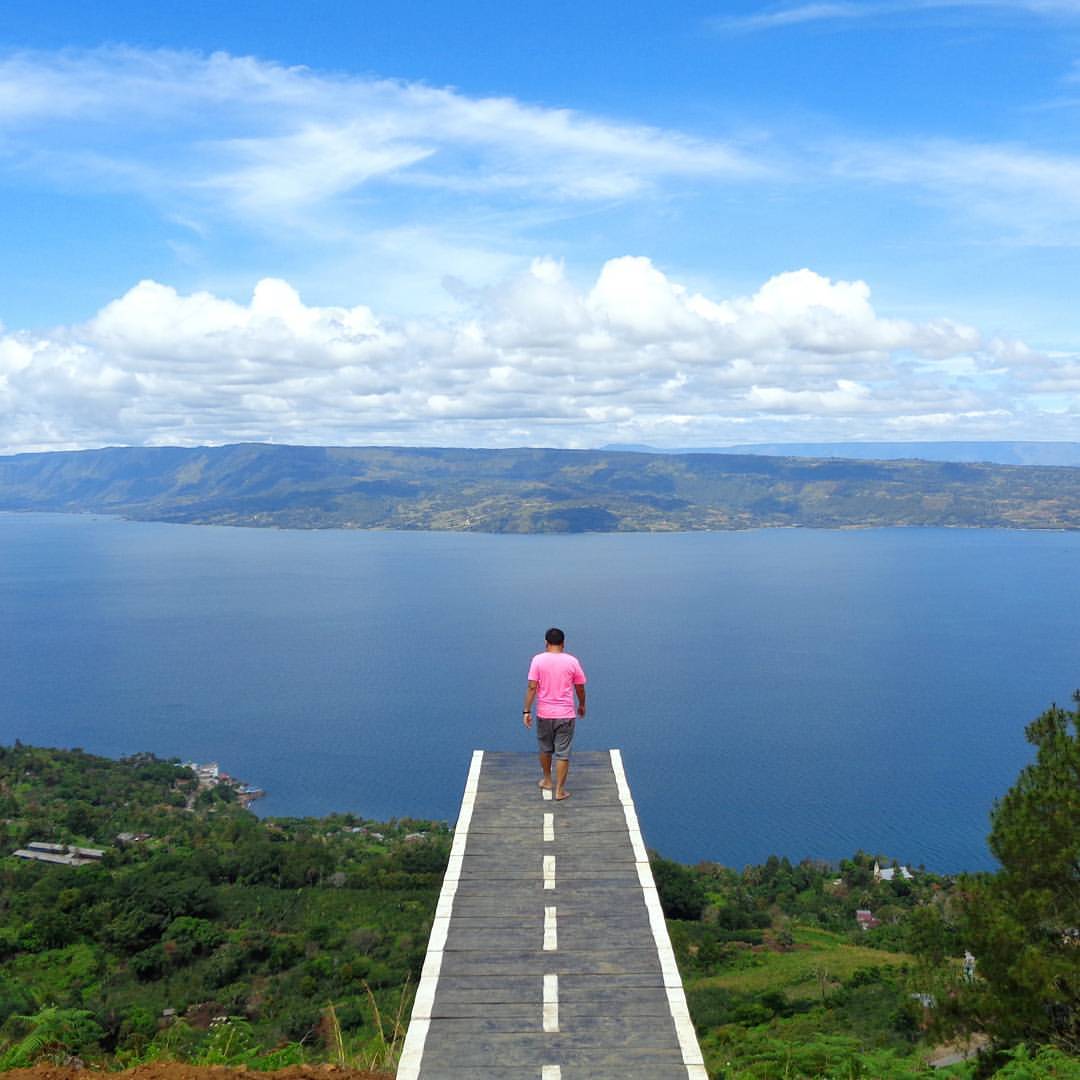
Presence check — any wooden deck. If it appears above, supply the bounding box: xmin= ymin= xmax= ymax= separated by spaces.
xmin=397 ymin=750 xmax=707 ymax=1080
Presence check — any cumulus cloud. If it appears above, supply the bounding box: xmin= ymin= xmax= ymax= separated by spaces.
xmin=5 ymin=39 xmax=1079 ymax=352
xmin=1 ymin=259 xmax=1072 ymax=454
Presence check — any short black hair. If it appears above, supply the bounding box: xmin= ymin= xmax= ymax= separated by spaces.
xmin=545 ymin=627 xmax=565 ymax=646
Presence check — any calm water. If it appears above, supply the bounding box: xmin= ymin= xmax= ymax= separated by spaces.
xmin=2 ymin=512 xmax=1078 ymax=872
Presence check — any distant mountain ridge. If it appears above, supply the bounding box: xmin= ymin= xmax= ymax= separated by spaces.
xmin=602 ymin=441 xmax=1080 ymax=467
xmin=2 ymin=443 xmax=1080 ymax=532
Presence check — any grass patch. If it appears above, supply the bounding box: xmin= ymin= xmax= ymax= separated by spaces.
xmin=10 ymin=943 xmax=105 ymax=1001
xmin=791 ymin=925 xmax=848 ymax=947
xmin=687 ymin=934 xmax=913 ymax=1001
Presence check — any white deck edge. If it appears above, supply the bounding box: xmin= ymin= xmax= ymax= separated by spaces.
xmin=396 ymin=749 xmax=484 ymax=1080
xmin=609 ymin=749 xmax=708 ymax=1078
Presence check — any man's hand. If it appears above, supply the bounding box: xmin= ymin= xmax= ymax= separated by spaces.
xmin=524 ymin=680 xmax=538 ymax=728
xmin=577 ymin=704 xmax=586 ymax=718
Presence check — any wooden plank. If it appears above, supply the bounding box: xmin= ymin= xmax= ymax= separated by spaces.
xmin=397 ymin=750 xmax=707 ymax=1080
xmin=415 ymin=1069 xmax=688 ymax=1080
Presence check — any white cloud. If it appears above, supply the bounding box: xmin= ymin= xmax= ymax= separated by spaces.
xmin=831 ymin=138 xmax=1080 ymax=244
xmin=1 ymin=259 xmax=1072 ymax=454
xmin=713 ymin=3 xmax=876 ymax=32
xmin=746 ymin=379 xmax=875 ymax=413
xmin=0 ymin=47 xmax=779 ymax=324
xmin=6 ymin=38 xmax=1080 ymax=362
xmin=205 ymin=124 xmax=436 ymax=214
xmin=713 ymin=0 xmax=1080 ymax=33
xmin=0 ymin=47 xmax=760 ymax=225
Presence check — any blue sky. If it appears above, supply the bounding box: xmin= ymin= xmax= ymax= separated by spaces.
xmin=1 ymin=1 xmax=1078 ymax=452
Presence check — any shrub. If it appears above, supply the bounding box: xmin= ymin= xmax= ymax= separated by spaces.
xmin=652 ymin=854 xmax=707 ymax=920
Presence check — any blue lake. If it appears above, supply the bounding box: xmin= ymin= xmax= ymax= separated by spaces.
xmin=2 ymin=512 xmax=1078 ymax=872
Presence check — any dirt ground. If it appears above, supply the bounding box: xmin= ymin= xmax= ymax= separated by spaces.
xmin=926 ymin=1033 xmax=990 ymax=1067
xmin=1 ymin=1064 xmax=393 ymax=1080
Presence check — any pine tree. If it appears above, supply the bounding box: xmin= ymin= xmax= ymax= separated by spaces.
xmin=958 ymin=693 xmax=1080 ymax=1056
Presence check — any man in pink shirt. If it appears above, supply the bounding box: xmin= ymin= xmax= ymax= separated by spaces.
xmin=522 ymin=627 xmax=587 ymax=801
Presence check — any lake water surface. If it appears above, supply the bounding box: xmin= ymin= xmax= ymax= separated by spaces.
xmin=2 ymin=512 xmax=1078 ymax=872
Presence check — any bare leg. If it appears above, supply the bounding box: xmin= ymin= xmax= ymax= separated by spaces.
xmin=538 ymin=752 xmax=553 ymax=789
xmin=554 ymin=758 xmax=570 ymax=800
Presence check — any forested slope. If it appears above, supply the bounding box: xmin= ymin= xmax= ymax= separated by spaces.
xmin=0 ymin=745 xmax=444 ymax=1072
xmin=2 ymin=443 xmax=1080 ymax=531
xmin=1 ymin=711 xmax=1076 ymax=1077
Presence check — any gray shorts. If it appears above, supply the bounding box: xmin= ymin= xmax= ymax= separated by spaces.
xmin=537 ymin=717 xmax=575 ymax=759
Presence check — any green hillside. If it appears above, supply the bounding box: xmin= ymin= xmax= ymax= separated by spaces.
xmin=2 ymin=443 xmax=1080 ymax=531
xmin=1 ymin=709 xmax=1077 ymax=1078
xmin=0 ymin=744 xmax=446 ymax=1072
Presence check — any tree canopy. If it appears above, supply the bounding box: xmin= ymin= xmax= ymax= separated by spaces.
xmin=957 ymin=693 xmax=1080 ymax=1058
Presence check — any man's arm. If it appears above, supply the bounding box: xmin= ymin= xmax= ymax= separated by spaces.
xmin=523 ymin=680 xmax=538 ymax=727
xmin=575 ymin=682 xmax=586 ymax=718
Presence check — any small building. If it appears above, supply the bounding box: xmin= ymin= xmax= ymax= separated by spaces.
xmin=874 ymin=860 xmax=913 ymax=882
xmin=14 ymin=849 xmax=78 ymax=866
xmin=67 ymin=845 xmax=105 ymax=860
xmin=181 ymin=761 xmax=221 ymax=782
xmin=855 ymin=909 xmax=880 ymax=931
xmin=14 ymin=842 xmax=105 ymax=867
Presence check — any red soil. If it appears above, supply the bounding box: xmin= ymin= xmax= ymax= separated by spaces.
xmin=1 ymin=1065 xmax=393 ymax=1080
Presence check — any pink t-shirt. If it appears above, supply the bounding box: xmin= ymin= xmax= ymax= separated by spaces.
xmin=528 ymin=651 xmax=587 ymax=719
